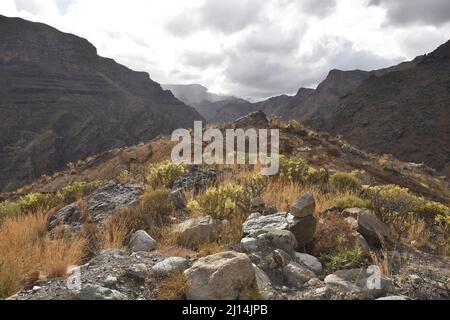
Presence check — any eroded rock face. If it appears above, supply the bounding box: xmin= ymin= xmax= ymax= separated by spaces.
xmin=0 ymin=15 xmax=203 ymax=193
xmin=174 ymin=215 xmax=222 ymax=247
xmin=48 ymin=182 xmax=142 ymax=231
xmin=184 ymin=251 xmax=256 ymax=300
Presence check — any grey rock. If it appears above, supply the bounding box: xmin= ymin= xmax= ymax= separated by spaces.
xmin=247 ymin=212 xmax=262 ymax=220
xmin=174 ymin=215 xmax=222 ymax=247
xmin=104 ymin=275 xmax=118 ymax=287
xmin=256 ymin=229 xmax=298 ymax=253
xmin=170 ymin=188 xmax=186 ymax=209
xmin=283 ymin=262 xmax=316 ymax=288
xmin=271 ymin=249 xmax=293 ymax=268
xmin=288 ymin=215 xmax=317 ymax=248
xmin=234 ymin=111 xmax=269 ymax=128
xmin=253 ymin=265 xmax=275 ymax=299
xmin=126 ymin=264 xmax=148 ymax=282
xmin=240 ymin=237 xmax=258 ymax=253
xmin=184 ymin=251 xmax=255 ymax=300
xmin=129 ymin=230 xmax=156 ymax=253
xmin=357 ymin=210 xmax=391 ymax=245
xmin=376 ymin=295 xmax=408 ymax=300
xmin=294 ymin=253 xmax=323 ymax=275
xmin=290 ymin=193 xmax=316 ymax=218
xmin=49 ymin=182 xmax=142 ymax=231
xmin=76 ymin=284 xmax=127 ymax=300
xmin=151 ymin=257 xmax=189 ymax=277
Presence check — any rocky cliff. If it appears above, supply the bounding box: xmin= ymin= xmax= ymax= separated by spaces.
xmin=0 ymin=15 xmax=203 ymax=192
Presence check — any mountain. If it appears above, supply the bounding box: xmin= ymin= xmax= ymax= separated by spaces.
xmin=318 ymin=40 xmax=450 ymax=176
xmin=162 ymin=84 xmax=243 ymax=121
xmin=0 ymin=15 xmax=203 ymax=192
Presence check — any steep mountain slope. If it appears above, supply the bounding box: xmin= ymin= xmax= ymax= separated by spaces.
xmin=0 ymin=15 xmax=203 ymax=192
xmin=319 ymin=40 xmax=450 ymax=176
xmin=161 ymin=84 xmax=242 ymax=121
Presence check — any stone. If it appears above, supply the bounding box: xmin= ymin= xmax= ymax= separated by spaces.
xmin=242 ymin=212 xmax=316 ymax=249
xmin=271 ymin=249 xmax=292 ymax=268
xmin=251 ymin=197 xmax=265 ymax=211
xmin=172 ymin=167 xmax=218 ymax=193
xmin=342 ymin=207 xmax=367 ymax=218
xmin=325 ymin=266 xmax=393 ymax=299
xmin=253 ymin=265 xmax=275 ymax=299
xmin=294 ymin=253 xmax=323 ymax=275
xmin=357 ymin=210 xmax=391 ymax=245
xmin=76 ymin=284 xmax=127 ymax=300
xmin=184 ymin=251 xmax=255 ymax=300
xmin=247 ymin=212 xmax=262 ymax=221
xmin=174 ymin=215 xmax=222 ymax=247
xmin=129 ymin=230 xmax=156 ymax=252
xmin=126 ymin=264 xmax=148 ymax=282
xmin=353 ymin=232 xmax=371 ymax=255
xmin=234 ymin=111 xmax=269 ymax=128
xmin=48 ymin=182 xmax=142 ymax=231
xmin=283 ymin=262 xmax=316 ymax=288
xmin=290 ymin=193 xmax=316 ymax=218
xmin=257 ymin=229 xmax=298 ymax=253
xmin=151 ymin=257 xmax=189 ymax=277
xmin=302 ymin=286 xmax=331 ymax=300
xmin=240 ymin=237 xmax=258 ymax=253
xmin=170 ymin=188 xmax=186 ymax=209
xmin=104 ymin=275 xmax=118 ymax=287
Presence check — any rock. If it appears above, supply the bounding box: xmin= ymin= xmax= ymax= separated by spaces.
xmin=243 ymin=212 xmax=316 ymax=248
xmin=253 ymin=265 xmax=275 ymax=299
xmin=240 ymin=237 xmax=258 ymax=253
xmin=302 ymin=286 xmax=331 ymax=300
xmin=76 ymin=284 xmax=127 ymax=300
xmin=32 ymin=286 xmax=42 ymax=291
xmin=247 ymin=212 xmax=262 ymax=221
xmin=342 ymin=207 xmax=366 ymax=218
xmin=357 ymin=210 xmax=391 ymax=245
xmin=104 ymin=275 xmax=118 ymax=287
xmin=257 ymin=229 xmax=298 ymax=253
xmin=234 ymin=111 xmax=269 ymax=128
xmin=151 ymin=257 xmax=189 ymax=277
xmin=325 ymin=266 xmax=393 ymax=299
xmin=184 ymin=251 xmax=255 ymax=300
xmin=283 ymin=262 xmax=316 ymax=288
xmin=263 ymin=204 xmax=278 ymax=215
xmin=126 ymin=264 xmax=148 ymax=282
xmin=289 ymin=193 xmax=316 ymax=218
xmin=172 ymin=167 xmax=218 ymax=192
xmin=376 ymin=295 xmax=408 ymax=300
xmin=174 ymin=215 xmax=222 ymax=247
xmin=49 ymin=182 xmax=142 ymax=231
xmin=353 ymin=232 xmax=371 ymax=255
xmin=294 ymin=253 xmax=323 ymax=275
xmin=345 ymin=217 xmax=358 ymax=230
xmin=129 ymin=230 xmax=156 ymax=253
xmin=271 ymin=249 xmax=293 ymax=268
xmin=289 ymin=215 xmax=317 ymax=248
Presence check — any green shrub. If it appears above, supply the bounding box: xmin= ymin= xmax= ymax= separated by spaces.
xmin=147 ymin=161 xmax=187 ymax=189
xmin=187 ymin=183 xmax=243 ymax=219
xmin=278 ymin=156 xmax=327 ymax=185
xmin=329 ymin=171 xmax=362 ymax=193
xmin=141 ymin=188 xmax=174 ymax=229
xmin=329 ymin=195 xmax=372 ymax=211
xmin=18 ymin=193 xmax=61 ymax=213
xmin=319 ymin=246 xmax=366 ymax=273
xmin=58 ymin=180 xmax=103 ymax=204
xmin=0 ymin=201 xmax=21 ymax=222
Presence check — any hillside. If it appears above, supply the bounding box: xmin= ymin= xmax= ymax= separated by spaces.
xmin=0 ymin=15 xmax=203 ymax=192
xmin=317 ymin=40 xmax=450 ymax=177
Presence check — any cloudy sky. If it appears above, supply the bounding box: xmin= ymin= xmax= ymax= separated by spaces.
xmin=1 ymin=0 xmax=450 ymax=100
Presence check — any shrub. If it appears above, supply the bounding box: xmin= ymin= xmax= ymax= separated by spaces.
xmin=18 ymin=193 xmax=61 ymax=213
xmin=329 ymin=194 xmax=372 ymax=211
xmin=278 ymin=156 xmax=327 ymax=185
xmin=329 ymin=171 xmax=362 ymax=193
xmin=147 ymin=161 xmax=187 ymax=189
xmin=320 ymin=246 xmax=366 ymax=273
xmin=141 ymin=188 xmax=174 ymax=230
xmin=188 ymin=184 xmax=243 ymax=219
xmin=0 ymin=201 xmax=21 ymax=222
xmin=58 ymin=180 xmax=103 ymax=204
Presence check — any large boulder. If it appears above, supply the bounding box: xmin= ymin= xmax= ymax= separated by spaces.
xmin=356 ymin=210 xmax=391 ymax=245
xmin=294 ymin=253 xmax=323 ymax=275
xmin=243 ymin=212 xmax=316 ymax=248
xmin=324 ymin=266 xmax=393 ymax=299
xmin=48 ymin=182 xmax=142 ymax=231
xmin=283 ymin=262 xmax=316 ymax=288
xmin=174 ymin=215 xmax=222 ymax=247
xmin=151 ymin=257 xmax=189 ymax=277
xmin=289 ymin=193 xmax=316 ymax=218
xmin=184 ymin=251 xmax=256 ymax=300
xmin=128 ymin=230 xmax=156 ymax=252
xmin=256 ymin=229 xmax=298 ymax=253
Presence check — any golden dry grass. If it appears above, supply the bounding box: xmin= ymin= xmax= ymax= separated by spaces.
xmin=155 ymin=270 xmax=188 ymax=300
xmin=0 ymin=212 xmax=86 ymax=298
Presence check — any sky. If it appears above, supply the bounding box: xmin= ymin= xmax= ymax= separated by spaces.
xmin=1 ymin=0 xmax=450 ymax=101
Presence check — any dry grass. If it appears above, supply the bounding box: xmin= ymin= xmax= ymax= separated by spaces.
xmin=100 ymin=217 xmax=131 ymax=249
xmin=197 ymin=242 xmax=228 ymax=257
xmin=155 ymin=270 xmax=188 ymax=300
xmin=370 ymin=248 xmax=392 ymax=277
xmin=263 ymin=180 xmax=330 ymax=213
xmin=0 ymin=212 xmax=85 ymax=298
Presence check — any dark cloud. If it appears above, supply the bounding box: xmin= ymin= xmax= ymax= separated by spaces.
xmin=369 ymin=0 xmax=450 ymax=27
xmin=298 ymin=0 xmax=337 ymax=18
xmin=225 ymin=36 xmax=402 ymax=99
xmin=166 ymin=0 xmax=264 ymax=37
xmin=182 ymin=51 xmax=226 ymax=69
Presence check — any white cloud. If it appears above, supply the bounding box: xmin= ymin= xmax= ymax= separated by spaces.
xmin=1 ymin=0 xmax=449 ymax=100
